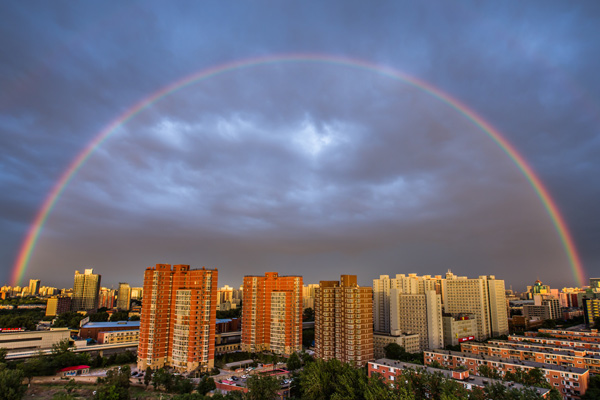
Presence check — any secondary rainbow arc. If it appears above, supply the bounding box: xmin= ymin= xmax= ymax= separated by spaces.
xmin=10 ymin=53 xmax=585 ymax=287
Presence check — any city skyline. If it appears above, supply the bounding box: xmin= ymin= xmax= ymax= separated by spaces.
xmin=1 ymin=2 xmax=599 ymax=290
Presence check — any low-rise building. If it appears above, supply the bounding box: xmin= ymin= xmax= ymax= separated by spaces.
xmin=373 ymin=332 xmax=420 ymax=358
xmin=97 ymin=329 xmax=139 ymax=344
xmin=79 ymin=321 xmax=140 ymax=341
xmin=442 ymin=314 xmax=478 ymax=347
xmin=425 ymin=350 xmax=589 ymax=399
xmin=368 ymin=359 xmax=551 ymax=398
xmin=0 ymin=328 xmax=71 ymax=353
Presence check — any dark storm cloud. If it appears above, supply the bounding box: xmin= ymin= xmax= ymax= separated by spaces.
xmin=1 ymin=1 xmax=599 ymax=290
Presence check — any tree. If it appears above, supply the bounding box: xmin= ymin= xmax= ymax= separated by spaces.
xmin=173 ymin=375 xmax=194 ymax=394
xmin=64 ymin=379 xmax=78 ymax=394
xmin=95 ymin=366 xmax=131 ymax=400
xmin=109 ymin=311 xmax=129 ymax=322
xmin=144 ymin=367 xmax=152 ymax=388
xmin=0 ymin=368 xmax=27 ymax=400
xmin=287 ymin=352 xmax=302 ymax=371
xmin=303 ymin=307 xmax=314 ymax=321
xmin=478 ymin=365 xmax=501 ymax=379
xmin=129 ymin=315 xmax=140 ymax=321
xmin=582 ymin=374 xmax=600 ymax=399
xmin=197 ymin=375 xmax=216 ymax=395
xmin=152 ymin=368 xmax=173 ymax=391
xmin=89 ymin=311 xmax=109 ymax=322
xmin=384 ymin=343 xmax=406 ymax=360
xmin=18 ymin=355 xmax=47 ymax=384
xmin=246 ymin=375 xmax=280 ymax=400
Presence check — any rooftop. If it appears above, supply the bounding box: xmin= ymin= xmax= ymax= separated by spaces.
xmin=81 ymin=321 xmax=140 ymax=328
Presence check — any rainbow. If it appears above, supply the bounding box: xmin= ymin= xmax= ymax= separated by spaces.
xmin=10 ymin=54 xmax=585 ymax=287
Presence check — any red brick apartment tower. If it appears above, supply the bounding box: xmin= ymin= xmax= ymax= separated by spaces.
xmin=315 ymin=275 xmax=373 ymax=366
xmin=241 ymin=272 xmax=302 ymax=354
xmin=137 ymin=264 xmax=218 ymax=374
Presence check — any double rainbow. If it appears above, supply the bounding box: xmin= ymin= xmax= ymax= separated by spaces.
xmin=10 ymin=54 xmax=585 ymax=287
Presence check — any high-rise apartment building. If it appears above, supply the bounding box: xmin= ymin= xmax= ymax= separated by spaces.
xmin=373 ymin=274 xmax=442 ymax=334
xmin=28 ymin=279 xmax=41 ymax=296
xmin=442 ymin=273 xmax=508 ymax=340
xmin=315 ymin=275 xmax=373 ymax=366
xmin=72 ymin=269 xmax=101 ymax=312
xmin=45 ymin=295 xmax=72 ymax=317
xmin=241 ymin=272 xmax=302 ymax=355
xmin=390 ymin=289 xmax=444 ymax=351
xmin=99 ymin=287 xmax=116 ymax=309
xmin=117 ymin=283 xmax=131 ymax=311
xmin=137 ymin=264 xmax=218 ymax=374
xmin=302 ymin=283 xmax=319 ymax=311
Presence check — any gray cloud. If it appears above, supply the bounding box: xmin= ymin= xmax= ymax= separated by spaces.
xmin=1 ymin=1 xmax=599 ymax=290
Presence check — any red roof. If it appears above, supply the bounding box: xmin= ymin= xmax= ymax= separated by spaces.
xmin=60 ymin=365 xmax=90 ymax=372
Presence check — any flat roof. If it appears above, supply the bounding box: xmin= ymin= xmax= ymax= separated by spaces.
xmin=370 ymin=359 xmax=550 ymax=397
xmin=426 ymin=350 xmax=588 ymax=374
xmin=81 ymin=321 xmax=140 ymax=328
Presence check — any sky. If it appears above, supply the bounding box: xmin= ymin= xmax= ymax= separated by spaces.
xmin=1 ymin=1 xmax=599 ymax=291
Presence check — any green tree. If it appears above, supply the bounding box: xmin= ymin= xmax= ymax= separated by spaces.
xmin=64 ymin=378 xmax=78 ymax=394
xmin=143 ymin=366 xmax=152 ymax=388
xmin=478 ymin=365 xmax=501 ymax=379
xmin=582 ymin=374 xmax=600 ymax=400
xmin=0 ymin=367 xmax=27 ymax=400
xmin=384 ymin=343 xmax=406 ymax=360
xmin=173 ymin=375 xmax=194 ymax=394
xmin=152 ymin=368 xmax=173 ymax=391
xmin=303 ymin=307 xmax=314 ymax=321
xmin=129 ymin=315 xmax=140 ymax=321
xmin=109 ymin=311 xmax=129 ymax=322
xmin=246 ymin=374 xmax=280 ymax=400
xmin=53 ymin=312 xmax=85 ymax=329
xmin=95 ymin=365 xmax=131 ymax=400
xmin=197 ymin=375 xmax=216 ymax=395
xmin=287 ymin=352 xmax=302 ymax=371
xmin=89 ymin=311 xmax=109 ymax=322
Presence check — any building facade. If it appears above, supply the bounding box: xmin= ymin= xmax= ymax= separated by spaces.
xmin=72 ymin=269 xmax=101 ymax=312
xmin=117 ymin=282 xmax=131 ymax=311
xmin=442 ymin=314 xmax=478 ymax=347
xmin=45 ymin=295 xmax=72 ymax=317
xmin=241 ymin=272 xmax=302 ymax=354
xmin=137 ymin=264 xmax=218 ymax=374
xmin=390 ymin=289 xmax=444 ymax=351
xmin=442 ymin=273 xmax=508 ymax=340
xmin=315 ymin=275 xmax=373 ymax=366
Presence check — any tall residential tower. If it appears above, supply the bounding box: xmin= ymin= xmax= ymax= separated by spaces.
xmin=137 ymin=264 xmax=218 ymax=374
xmin=241 ymin=272 xmax=302 ymax=355
xmin=315 ymin=275 xmax=373 ymax=366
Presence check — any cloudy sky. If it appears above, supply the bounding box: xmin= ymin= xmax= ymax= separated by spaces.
xmin=1 ymin=1 xmax=599 ymax=291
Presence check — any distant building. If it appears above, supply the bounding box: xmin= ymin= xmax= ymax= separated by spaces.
xmin=137 ymin=264 xmax=218 ymax=374
xmin=72 ymin=269 xmax=101 ymax=312
xmin=79 ymin=321 xmax=140 ymax=341
xmin=28 ymin=279 xmax=41 ymax=296
xmin=372 ymin=332 xmax=420 ymax=358
xmin=117 ymin=283 xmax=131 ymax=311
xmin=315 ymin=275 xmax=373 ymax=366
xmin=98 ymin=287 xmax=116 ymax=309
xmin=97 ymin=329 xmax=139 ymax=344
xmin=442 ymin=272 xmax=508 ymax=340
xmin=46 ymin=296 xmax=72 ymax=317
xmin=0 ymin=328 xmax=71 ymax=354
xmin=130 ymin=287 xmax=143 ymax=300
xmin=241 ymin=272 xmax=302 ymax=355
xmin=442 ymin=314 xmax=478 ymax=347
xmin=390 ymin=289 xmax=444 ymax=351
